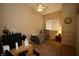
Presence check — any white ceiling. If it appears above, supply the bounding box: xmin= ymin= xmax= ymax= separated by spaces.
xmin=26 ymin=3 xmax=62 ymax=15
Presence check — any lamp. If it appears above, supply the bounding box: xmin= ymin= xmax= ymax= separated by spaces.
xmin=56 ymin=26 xmax=62 ymax=36
xmin=58 ymin=30 xmax=62 ymax=34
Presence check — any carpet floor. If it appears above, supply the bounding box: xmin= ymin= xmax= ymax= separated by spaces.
xmin=32 ymin=39 xmax=76 ymax=56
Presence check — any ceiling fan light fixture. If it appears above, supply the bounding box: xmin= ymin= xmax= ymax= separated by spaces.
xmin=36 ymin=4 xmax=46 ymax=12
xmin=37 ymin=8 xmax=43 ymax=12
xmin=38 ymin=4 xmax=42 ymax=8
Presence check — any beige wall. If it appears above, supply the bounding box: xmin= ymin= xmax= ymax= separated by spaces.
xmin=0 ymin=4 xmax=43 ymax=36
xmin=76 ymin=14 xmax=79 ymax=55
xmin=43 ymin=11 xmax=62 ymax=39
xmin=62 ymin=4 xmax=77 ymax=47
xmin=0 ymin=10 xmax=1 ymax=35
xmin=44 ymin=11 xmax=61 ymax=20
xmin=0 ymin=4 xmax=3 ymax=35
xmin=0 ymin=19 xmax=1 ymax=35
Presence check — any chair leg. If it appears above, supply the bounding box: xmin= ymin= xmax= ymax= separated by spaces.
xmin=33 ymin=49 xmax=40 ymax=56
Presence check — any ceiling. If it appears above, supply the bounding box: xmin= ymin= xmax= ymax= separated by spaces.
xmin=26 ymin=3 xmax=62 ymax=15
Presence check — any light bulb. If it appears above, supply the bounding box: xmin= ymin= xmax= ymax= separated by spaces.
xmin=58 ymin=30 xmax=61 ymax=34
xmin=37 ymin=8 xmax=43 ymax=12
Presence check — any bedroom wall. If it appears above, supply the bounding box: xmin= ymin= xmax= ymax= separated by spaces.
xmin=0 ymin=8 xmax=1 ymax=35
xmin=0 ymin=4 xmax=3 ymax=36
xmin=76 ymin=14 xmax=79 ymax=55
xmin=43 ymin=11 xmax=62 ymax=39
xmin=1 ymin=4 xmax=43 ymax=37
xmin=62 ymin=3 xmax=77 ymax=47
xmin=0 ymin=18 xmax=1 ymax=35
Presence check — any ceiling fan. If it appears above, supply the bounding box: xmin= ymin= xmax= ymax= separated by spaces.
xmin=35 ymin=4 xmax=46 ymax=12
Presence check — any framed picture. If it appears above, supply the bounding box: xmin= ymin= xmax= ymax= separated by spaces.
xmin=64 ymin=17 xmax=72 ymax=24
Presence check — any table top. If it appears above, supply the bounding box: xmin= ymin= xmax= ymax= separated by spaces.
xmin=10 ymin=42 xmax=33 ymax=56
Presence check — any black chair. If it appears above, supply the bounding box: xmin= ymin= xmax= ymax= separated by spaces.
xmin=2 ymin=33 xmax=22 ymax=49
xmin=21 ymin=35 xmax=26 ymax=41
xmin=4 ymin=50 xmax=13 ymax=56
xmin=0 ymin=44 xmax=3 ymax=55
xmin=33 ymin=49 xmax=40 ymax=56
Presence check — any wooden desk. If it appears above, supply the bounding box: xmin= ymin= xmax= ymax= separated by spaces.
xmin=10 ymin=43 xmax=33 ymax=56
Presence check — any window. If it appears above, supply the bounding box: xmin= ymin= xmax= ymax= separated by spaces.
xmin=46 ymin=19 xmax=60 ymax=31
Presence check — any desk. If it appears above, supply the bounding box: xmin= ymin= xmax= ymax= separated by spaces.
xmin=10 ymin=43 xmax=33 ymax=56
